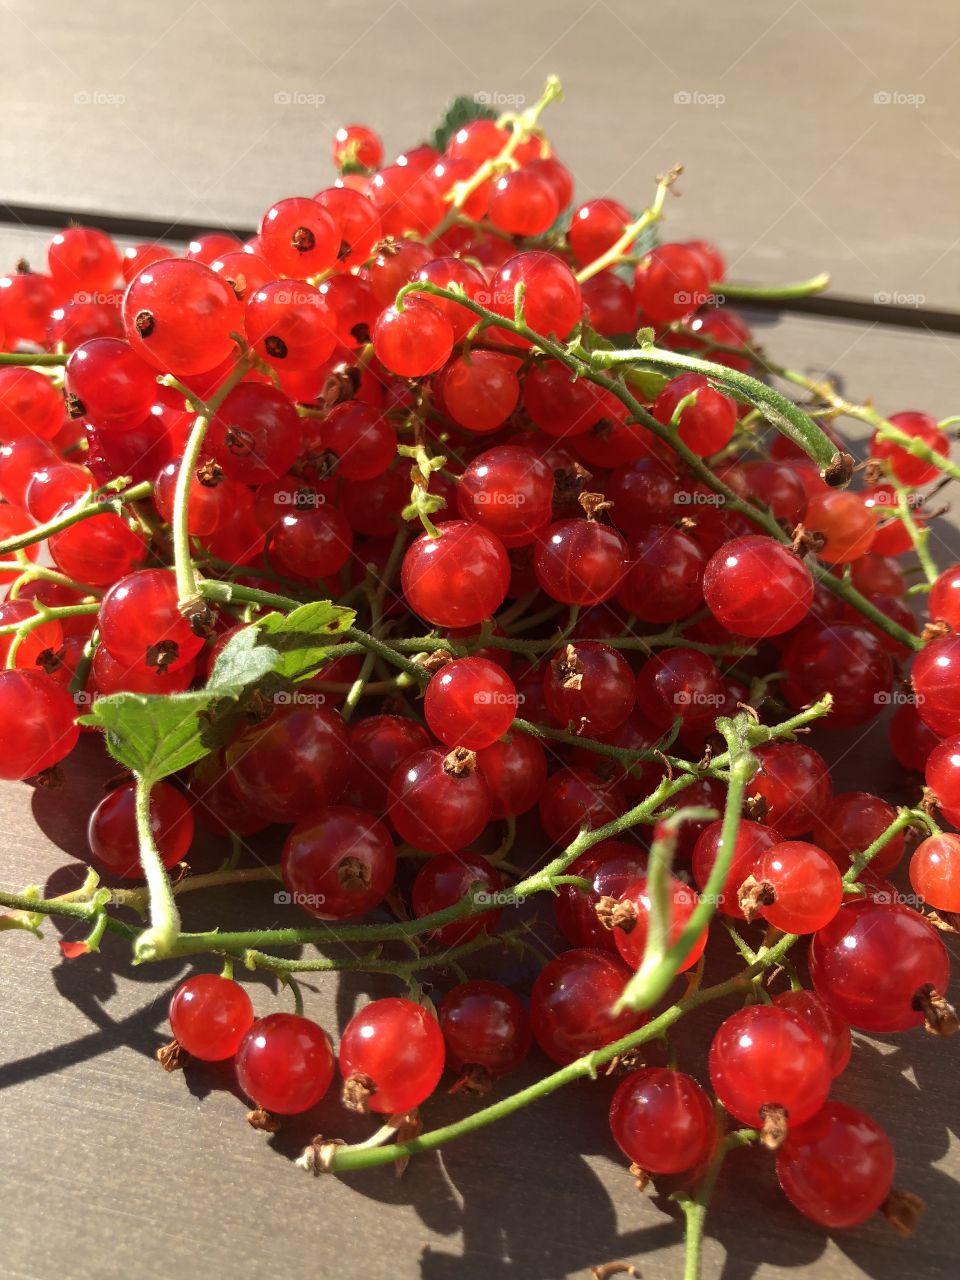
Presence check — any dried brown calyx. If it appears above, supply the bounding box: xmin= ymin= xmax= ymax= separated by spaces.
xmin=738 ymin=874 xmax=776 ymax=923
xmin=556 ymin=642 xmax=584 ymax=690
xmin=246 ymin=1107 xmax=281 ymax=1133
xmin=912 ymin=983 xmax=959 ymax=1036
xmin=822 ymin=450 xmax=855 ymax=487
xmin=443 ymin=746 xmax=478 ymax=777
xmin=579 ymin=490 xmax=613 ymax=521
xmin=342 ymin=1071 xmax=377 ymax=1113
xmin=759 ymin=1102 xmax=788 ymax=1150
xmin=155 ymin=1039 xmax=187 ymax=1072
xmin=595 ymin=894 xmax=638 ymax=934
xmin=337 ymin=856 xmax=370 ymax=892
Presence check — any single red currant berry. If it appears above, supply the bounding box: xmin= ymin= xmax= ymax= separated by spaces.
xmin=0 ymin=669 xmax=80 ymax=779
xmin=438 ymin=980 xmax=531 ymax=1080
xmin=488 ymin=168 xmax=559 ymax=237
xmin=0 ymin=599 xmax=64 ymax=672
xmin=244 ymin=280 xmax=337 ymax=371
xmin=0 ymin=269 xmax=57 ymax=346
xmin=652 ymin=374 xmax=736 ymax=456
xmin=411 ymin=852 xmax=503 ymax=947
xmin=928 ymin=562 xmax=960 ymax=630
xmin=87 ymin=780 xmax=193 ymax=880
xmin=553 ymin=841 xmax=648 ymax=950
xmin=567 ymin=199 xmax=631 ymax=266
xmin=387 ymin=746 xmax=491 ymax=854
xmin=617 ymin=525 xmax=706 ymax=623
xmin=522 ymin=361 xmax=602 ymax=437
xmin=281 ymin=807 xmax=395 ymax=920
xmin=692 ymin=819 xmax=782 ymax=917
xmin=804 ymin=490 xmax=877 ymax=564
xmin=373 ymin=297 xmax=453 ymax=377
xmin=913 ymin=634 xmax=960 ymax=736
xmin=538 ymin=767 xmax=627 ymax=845
xmin=535 ymin=518 xmax=628 ymax=605
xmin=809 ymin=897 xmax=950 ymax=1032
xmin=810 ymin=791 xmax=906 ymax=876
xmin=48 ymin=225 xmax=120 ymax=294
xmin=331 ymin=123 xmax=383 ymax=170
xmin=777 ymin=1102 xmax=894 ymax=1227
xmin=457 ymin=445 xmax=554 ymax=545
xmin=870 ymin=411 xmax=948 ymax=486
xmin=747 ymin=741 xmax=832 ymax=837
xmin=401 ymin=521 xmax=510 ymax=628
xmin=169 ymin=975 xmax=254 ymax=1061
xmin=341 ymin=714 xmax=432 ymax=811
xmin=121 ymin=242 xmax=175 ymax=284
xmin=752 ymin=840 xmax=843 ymax=934
xmin=339 ymin=997 xmax=445 ymax=1113
xmin=580 ymin=270 xmax=637 ymax=335
xmin=772 ymin=989 xmax=851 ymax=1077
xmin=123 ymin=258 xmax=242 ymax=376
xmin=909 ymin=833 xmax=960 ymax=912
xmin=315 ymin=187 xmax=382 ymax=271
xmin=889 ymin=700 xmax=942 ymax=772
xmin=424 ymin=657 xmax=517 ymax=750
xmin=98 ymin=569 xmax=205 ymax=673
xmin=709 ymin=1005 xmax=831 ymax=1128
xmin=258 ymin=196 xmax=339 ymax=277
xmin=543 ymin=640 xmax=635 ymax=735
xmin=410 ymin=256 xmax=486 ymax=339
xmin=236 ymin=1012 xmax=335 ymax=1114
xmin=440 ymin=351 xmax=521 ymax=434
xmin=702 ymin=536 xmax=814 ymax=637
xmin=633 ymin=243 xmax=710 ymax=326
xmin=612 ymin=876 xmax=708 ymax=971
xmin=529 ymin=948 xmax=645 ymax=1065
xmin=635 ymin=647 xmax=724 ymax=729
xmin=609 ymin=1068 xmax=715 ymax=1174
xmin=475 ymin=734 xmax=548 ymax=819
xmin=320 ymin=401 xmax=396 ymax=481
xmin=488 ymin=251 xmax=582 ymax=345
xmin=781 ymin=623 xmax=892 ymax=728
xmin=0 ymin=368 xmax=64 ymax=442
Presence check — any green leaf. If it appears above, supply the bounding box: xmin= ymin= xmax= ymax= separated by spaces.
xmin=79 ymin=600 xmax=356 ymax=780
xmin=430 ymin=94 xmax=497 ymax=152
xmin=79 ymin=687 xmax=249 ymax=779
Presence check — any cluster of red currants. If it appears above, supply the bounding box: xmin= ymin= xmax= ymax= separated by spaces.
xmin=0 ymin=97 xmax=957 ymax=1254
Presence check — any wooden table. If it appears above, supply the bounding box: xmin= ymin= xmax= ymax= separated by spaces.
xmin=2 ymin=2 xmax=959 ymax=1277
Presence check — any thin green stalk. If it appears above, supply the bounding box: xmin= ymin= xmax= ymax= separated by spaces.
xmin=0 ymin=481 xmax=153 ymax=557
xmin=131 ymin=774 xmax=181 ymax=962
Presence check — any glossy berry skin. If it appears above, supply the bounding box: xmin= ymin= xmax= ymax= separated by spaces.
xmin=226 ymin=704 xmax=350 ymax=824
xmin=776 ymin=1102 xmax=894 ymax=1228
xmin=910 ymin=834 xmax=960 ymax=912
xmin=0 ymin=669 xmax=80 ymax=779
xmin=617 ymin=526 xmax=705 ymax=623
xmin=87 ymin=780 xmax=193 ymax=880
xmin=692 ymin=819 xmax=783 ymax=917
xmin=488 ymin=169 xmax=559 ymax=237
xmin=424 ymin=657 xmax=517 ymax=750
xmin=810 ymin=791 xmax=906 ymax=876
xmin=754 ymin=841 xmax=843 ymax=934
xmin=568 ymin=199 xmax=631 ymax=266
xmin=804 ymin=491 xmax=877 ymax=564
xmin=913 ymin=635 xmax=960 ymax=736
xmin=489 ymin=252 xmax=582 ymax=344
xmin=401 ymin=521 xmax=510 ymax=628
xmin=411 ymin=256 xmax=486 ymax=339
xmin=457 ymin=445 xmax=554 ymax=545
xmin=635 ymin=647 xmax=723 ymax=729
xmin=529 ymin=948 xmax=645 ymax=1066
xmin=772 ymin=989 xmax=851 ymax=1078
xmin=48 ymin=225 xmax=121 ymax=293
xmin=281 ymin=807 xmax=395 ymax=920
xmin=709 ymin=1005 xmax=831 ymax=1127
xmin=332 ymin=123 xmax=383 ymax=170
xmin=387 ymin=748 xmax=491 ymax=854
xmin=236 ymin=1013 xmax=335 ymax=1115
xmin=411 ymin=852 xmax=503 ymax=947
xmin=538 ymin=768 xmax=627 ymax=846
xmin=315 ymin=187 xmax=382 ymax=272
xmin=169 ymin=975 xmax=254 ymax=1061
xmin=208 ymin=383 xmax=302 ymax=485
xmin=871 ymin=411 xmax=948 ymax=486
xmin=633 ymin=243 xmax=709 ymax=326
xmin=338 ymin=998 xmax=445 ymax=1114
xmin=64 ymin=338 xmax=157 ymax=429
xmin=244 ymin=280 xmax=337 ymax=371
xmin=889 ymin=700 xmax=942 ymax=773
xmin=438 ymin=980 xmax=531 ymax=1078
xmin=613 ymin=876 xmax=708 ymax=972
xmin=0 ymin=368 xmax=64 ymax=441
xmin=342 ymin=714 xmax=432 ymax=811
xmin=652 ymin=374 xmax=736 ymax=456
xmin=0 ymin=599 xmax=64 ymax=672
xmin=258 ymin=196 xmax=339 ymax=277
xmin=321 ymin=401 xmax=395 ymax=481
xmin=544 ymin=641 xmax=634 ymax=736
xmin=810 ymin=898 xmax=950 ymax=1032
xmin=781 ymin=624 xmax=892 ymax=729
xmin=748 ymin=742 xmax=832 ymax=837
xmin=928 ymin=562 xmax=960 ymax=630
xmin=522 ymin=361 xmax=602 ymax=437
xmin=98 ymin=569 xmax=205 ymax=673
xmin=123 ymin=259 xmax=242 ymax=375
xmin=580 ymin=270 xmax=636 ymax=336
xmin=475 ymin=734 xmax=548 ymax=819
xmin=373 ymin=299 xmax=453 ymax=377
xmin=703 ymin=537 xmax=814 ymax=637
xmin=553 ymin=841 xmax=648 ymax=950
xmin=609 ymin=1068 xmax=715 ymax=1174
xmin=0 ymin=270 xmax=57 ymax=346
xmin=535 ymin=519 xmax=627 ymax=605
xmin=441 ymin=351 xmax=520 ymax=434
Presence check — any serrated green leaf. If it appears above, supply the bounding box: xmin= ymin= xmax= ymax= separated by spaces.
xmin=430 ymin=94 xmax=497 ymax=153
xmin=78 ymin=688 xmax=249 ymax=779
xmin=79 ymin=600 xmax=356 ymax=780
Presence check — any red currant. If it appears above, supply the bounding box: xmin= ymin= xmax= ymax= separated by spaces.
xmin=169 ymin=974 xmax=254 ymax=1061
xmin=438 ymin=979 xmax=530 ymax=1078
xmin=709 ymin=1005 xmax=831 ymax=1126
xmin=776 ymin=1101 xmax=894 ymax=1228
xmin=87 ymin=780 xmax=193 ymax=880
xmin=236 ymin=1012 xmax=335 ymax=1114
xmin=281 ymin=807 xmax=395 ymax=920
xmin=530 ymin=948 xmax=644 ymax=1065
xmin=909 ymin=833 xmax=960 ymax=912
xmin=401 ymin=521 xmax=510 ymax=628
xmin=338 ymin=997 xmax=445 ymax=1113
xmin=387 ymin=747 xmax=491 ymax=854
xmin=609 ymin=1068 xmax=714 ymax=1174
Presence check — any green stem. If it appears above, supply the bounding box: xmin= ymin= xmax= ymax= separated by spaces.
xmin=676 ymin=1126 xmax=759 ymax=1280
xmin=131 ymin=774 xmax=181 ymax=962
xmin=0 ymin=481 xmax=153 ymax=556
xmin=714 ymin=273 xmax=830 ymax=300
